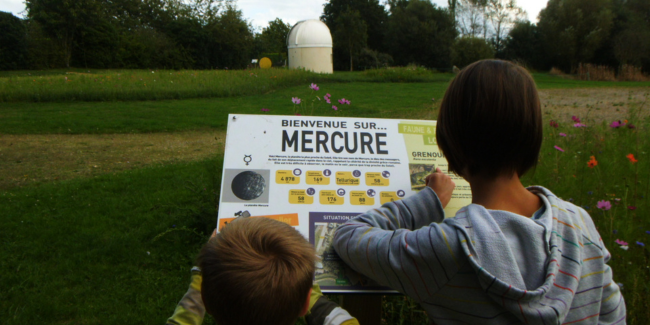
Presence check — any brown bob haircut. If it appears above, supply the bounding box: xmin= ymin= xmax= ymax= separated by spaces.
xmin=436 ymin=59 xmax=542 ymax=179
xmin=198 ymin=217 xmax=316 ymax=325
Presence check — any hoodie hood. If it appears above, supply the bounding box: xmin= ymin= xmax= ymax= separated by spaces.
xmin=445 ymin=187 xmax=606 ymax=324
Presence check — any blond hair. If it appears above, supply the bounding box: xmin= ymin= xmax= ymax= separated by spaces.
xmin=198 ymin=217 xmax=316 ymax=325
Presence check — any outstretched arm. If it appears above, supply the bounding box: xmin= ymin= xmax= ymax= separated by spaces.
xmin=332 ymin=172 xmax=462 ymax=301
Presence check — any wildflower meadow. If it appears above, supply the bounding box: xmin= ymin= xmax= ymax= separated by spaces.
xmin=0 ymin=68 xmax=649 ymax=324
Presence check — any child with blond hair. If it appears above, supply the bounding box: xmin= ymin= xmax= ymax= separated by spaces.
xmin=168 ymin=217 xmax=359 ymax=325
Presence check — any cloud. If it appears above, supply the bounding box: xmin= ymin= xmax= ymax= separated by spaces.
xmin=0 ymin=0 xmax=27 ymax=17
xmin=238 ymin=0 xmax=326 ymax=30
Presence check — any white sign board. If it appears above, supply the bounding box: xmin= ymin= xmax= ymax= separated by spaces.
xmin=218 ymin=114 xmax=471 ymax=293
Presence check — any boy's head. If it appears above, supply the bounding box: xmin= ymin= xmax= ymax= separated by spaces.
xmin=198 ymin=217 xmax=316 ymax=325
xmin=436 ymin=59 xmax=542 ymax=179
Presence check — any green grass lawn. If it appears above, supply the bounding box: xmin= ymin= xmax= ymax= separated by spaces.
xmin=0 ymin=158 xmax=223 ymax=324
xmin=0 ymin=82 xmax=445 ymax=134
xmin=1 ymin=69 xmax=649 ymax=324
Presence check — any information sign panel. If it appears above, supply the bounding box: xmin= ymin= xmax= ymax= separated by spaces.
xmin=218 ymin=114 xmax=472 ymax=293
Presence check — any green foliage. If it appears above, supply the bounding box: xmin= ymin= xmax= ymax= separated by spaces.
xmin=334 ymin=9 xmax=368 ymax=71
xmin=503 ymin=21 xmax=546 ymax=70
xmin=538 ymin=0 xmax=615 ymax=72
xmin=257 ymin=18 xmax=292 ymax=58
xmin=205 ymin=5 xmax=255 ymax=69
xmin=451 ymin=36 xmax=494 ymax=68
xmin=322 ymin=0 xmax=388 ymax=70
xmin=355 ymin=48 xmax=394 ymax=70
xmin=23 ymin=20 xmax=66 ymax=69
xmin=610 ymin=0 xmax=650 ymax=70
xmin=385 ymin=0 xmax=457 ymax=70
xmin=0 ymin=12 xmax=28 ymax=70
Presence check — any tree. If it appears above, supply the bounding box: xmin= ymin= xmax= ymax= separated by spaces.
xmin=0 ymin=12 xmax=27 ymax=70
xmin=448 ymin=0 xmax=459 ymax=24
xmin=333 ymin=8 xmax=367 ymax=71
xmin=322 ymin=0 xmax=387 ymax=70
xmin=456 ymin=0 xmax=487 ymax=38
xmin=25 ymin=0 xmax=107 ymax=68
xmin=537 ymin=0 xmax=615 ymax=72
xmin=258 ymin=18 xmax=292 ymax=55
xmin=322 ymin=0 xmax=387 ymax=51
xmin=385 ymin=0 xmax=457 ymax=69
xmin=611 ymin=0 xmax=650 ymax=69
xmin=205 ymin=5 xmax=254 ymax=69
xmin=486 ymin=0 xmax=525 ymax=56
xmin=451 ymin=36 xmax=494 ymax=68
xmin=502 ymin=20 xmax=546 ymax=70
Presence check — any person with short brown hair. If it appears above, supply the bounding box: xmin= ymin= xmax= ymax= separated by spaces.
xmin=167 ymin=217 xmax=359 ymax=325
xmin=333 ymin=60 xmax=626 ymax=324
xmin=436 ymin=59 xmax=543 ymax=179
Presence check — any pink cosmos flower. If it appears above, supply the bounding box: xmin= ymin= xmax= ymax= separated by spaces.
xmin=573 ymin=123 xmax=586 ymax=128
xmin=597 ymin=200 xmax=612 ymax=210
xmin=325 ymin=93 xmax=331 ymax=99
xmin=332 ymin=105 xmax=338 ymax=111
xmin=615 ymin=239 xmax=628 ymax=246
xmin=572 ymin=116 xmax=581 ymax=123
xmin=260 ymin=108 xmax=269 ymax=112
xmin=325 ymin=97 xmax=331 ymax=104
xmin=554 ymin=145 xmax=565 ymax=152
xmin=292 ymin=97 xmax=301 ymax=104
xmin=610 ymin=120 xmax=621 ymax=128
xmin=309 ymin=83 xmax=319 ymax=91
xmin=559 ymin=133 xmax=567 ymax=137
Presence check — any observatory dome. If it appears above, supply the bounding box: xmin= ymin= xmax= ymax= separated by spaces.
xmin=287 ymin=20 xmax=333 ymax=49
xmin=287 ymin=20 xmax=333 ymax=74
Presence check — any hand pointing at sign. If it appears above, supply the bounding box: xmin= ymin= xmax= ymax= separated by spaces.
xmin=425 ymin=168 xmax=455 ymax=209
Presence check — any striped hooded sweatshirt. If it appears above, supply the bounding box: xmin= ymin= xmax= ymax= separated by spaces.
xmin=332 ymin=186 xmax=626 ymax=324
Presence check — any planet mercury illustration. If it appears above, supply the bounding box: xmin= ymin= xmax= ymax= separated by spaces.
xmin=231 ymin=171 xmax=266 ymax=200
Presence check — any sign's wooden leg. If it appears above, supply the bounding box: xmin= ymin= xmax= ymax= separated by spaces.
xmin=341 ymin=295 xmax=382 ymax=325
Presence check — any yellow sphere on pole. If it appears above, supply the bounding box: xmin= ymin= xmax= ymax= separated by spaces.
xmin=259 ymin=57 xmax=272 ymax=69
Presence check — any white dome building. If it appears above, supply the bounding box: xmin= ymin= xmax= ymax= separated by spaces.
xmin=287 ymin=20 xmax=333 ymax=74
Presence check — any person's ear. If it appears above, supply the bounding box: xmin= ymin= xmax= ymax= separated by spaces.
xmin=298 ymin=288 xmax=313 ymax=317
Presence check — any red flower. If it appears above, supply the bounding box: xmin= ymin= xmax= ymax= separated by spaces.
xmin=626 ymin=153 xmax=638 ymax=163
xmin=550 ymin=120 xmax=558 ymax=128
xmin=587 ymin=156 xmax=598 ymax=168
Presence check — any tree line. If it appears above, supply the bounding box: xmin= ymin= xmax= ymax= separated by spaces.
xmin=323 ymin=0 xmax=650 ymax=73
xmin=0 ymin=0 xmax=290 ymax=70
xmin=1 ymin=0 xmax=649 ymax=73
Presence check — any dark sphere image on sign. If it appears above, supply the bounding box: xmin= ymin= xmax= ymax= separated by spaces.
xmin=231 ymin=171 xmax=266 ymax=200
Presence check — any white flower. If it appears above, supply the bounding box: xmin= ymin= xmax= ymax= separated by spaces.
xmin=620 ymin=245 xmax=629 ymax=251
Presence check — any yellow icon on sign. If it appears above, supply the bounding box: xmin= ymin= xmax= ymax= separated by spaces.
xmin=259 ymin=57 xmax=272 ymax=69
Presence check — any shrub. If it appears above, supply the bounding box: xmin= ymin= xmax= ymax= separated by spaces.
xmin=451 ymin=36 xmax=494 ymax=68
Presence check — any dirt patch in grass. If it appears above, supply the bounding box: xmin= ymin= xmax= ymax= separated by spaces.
xmin=539 ymin=88 xmax=649 ymax=123
xmin=0 ymin=131 xmax=225 ymax=190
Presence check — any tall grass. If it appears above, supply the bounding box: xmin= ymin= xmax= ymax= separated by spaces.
xmin=0 ymin=68 xmax=454 ymax=103
xmin=0 ymin=69 xmax=319 ymax=102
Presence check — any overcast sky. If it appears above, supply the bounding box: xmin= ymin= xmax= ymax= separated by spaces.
xmin=1 ymin=0 xmax=548 ymax=31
